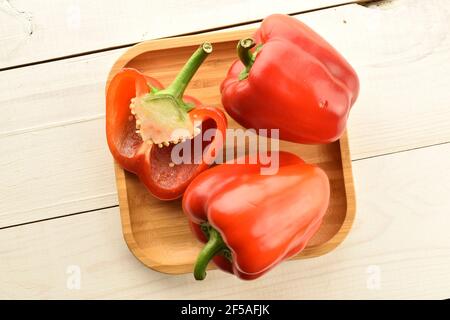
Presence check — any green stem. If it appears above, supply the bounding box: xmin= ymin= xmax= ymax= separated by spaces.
xmin=237 ymin=38 xmax=256 ymax=69
xmin=237 ymin=38 xmax=257 ymax=80
xmin=194 ymin=226 xmax=226 ymax=280
xmin=162 ymin=42 xmax=212 ymax=99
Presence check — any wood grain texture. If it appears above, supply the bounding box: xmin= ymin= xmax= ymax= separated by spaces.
xmin=0 ymin=142 xmax=449 ymax=299
xmin=1 ymin=1 xmax=450 ymax=228
xmin=110 ymin=31 xmax=356 ymax=273
xmin=0 ymin=0 xmax=367 ymax=69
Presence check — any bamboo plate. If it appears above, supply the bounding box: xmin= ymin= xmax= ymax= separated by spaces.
xmin=107 ymin=29 xmax=356 ymax=275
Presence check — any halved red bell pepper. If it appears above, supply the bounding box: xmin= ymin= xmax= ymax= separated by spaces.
xmin=182 ymin=151 xmax=330 ymax=280
xmin=106 ymin=43 xmax=227 ymax=200
xmin=221 ymin=14 xmax=359 ymax=144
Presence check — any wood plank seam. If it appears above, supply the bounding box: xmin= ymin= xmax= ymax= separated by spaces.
xmin=0 ymin=204 xmax=119 ymax=231
xmin=0 ymin=113 xmax=104 ymax=139
xmin=1 ymin=138 xmax=446 ymax=231
xmin=0 ymin=0 xmax=374 ymax=72
xmin=352 ymin=140 xmax=450 ymax=162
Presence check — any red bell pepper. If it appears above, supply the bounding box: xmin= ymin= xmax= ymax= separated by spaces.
xmin=106 ymin=43 xmax=227 ymax=200
xmin=182 ymin=151 xmax=330 ymax=280
xmin=221 ymin=14 xmax=359 ymax=144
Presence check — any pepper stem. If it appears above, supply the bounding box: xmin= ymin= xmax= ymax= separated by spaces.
xmin=237 ymin=38 xmax=257 ymax=80
xmin=163 ymin=42 xmax=213 ymax=99
xmin=237 ymin=38 xmax=256 ymax=68
xmin=194 ymin=226 xmax=226 ymax=280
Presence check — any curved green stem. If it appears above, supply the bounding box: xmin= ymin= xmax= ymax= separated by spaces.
xmin=194 ymin=225 xmax=226 ymax=280
xmin=237 ymin=38 xmax=259 ymax=80
xmin=162 ymin=42 xmax=213 ymax=99
xmin=237 ymin=38 xmax=256 ymax=68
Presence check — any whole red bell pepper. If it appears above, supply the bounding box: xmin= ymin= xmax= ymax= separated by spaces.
xmin=106 ymin=43 xmax=227 ymax=200
xmin=182 ymin=151 xmax=330 ymax=280
xmin=221 ymin=14 xmax=359 ymax=144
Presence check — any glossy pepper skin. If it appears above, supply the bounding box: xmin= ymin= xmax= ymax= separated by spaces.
xmin=182 ymin=151 xmax=330 ymax=280
xmin=221 ymin=14 xmax=359 ymax=144
xmin=106 ymin=44 xmax=227 ymax=200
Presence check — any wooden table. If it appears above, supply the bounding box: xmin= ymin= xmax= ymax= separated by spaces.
xmin=1 ymin=0 xmax=449 ymax=299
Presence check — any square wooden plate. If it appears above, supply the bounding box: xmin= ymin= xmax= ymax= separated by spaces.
xmin=107 ymin=29 xmax=356 ymax=274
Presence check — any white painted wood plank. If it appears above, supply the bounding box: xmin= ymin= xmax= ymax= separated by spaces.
xmin=0 ymin=0 xmax=361 ymax=69
xmin=1 ymin=142 xmax=449 ymax=299
xmin=0 ymin=119 xmax=117 ymax=227
xmin=1 ymin=0 xmax=450 ymax=227
xmin=0 ymin=50 xmax=123 ymax=136
xmin=347 ymin=0 xmax=450 ymax=159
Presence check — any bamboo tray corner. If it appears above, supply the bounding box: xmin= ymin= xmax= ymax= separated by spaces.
xmin=108 ymin=29 xmax=356 ymax=275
